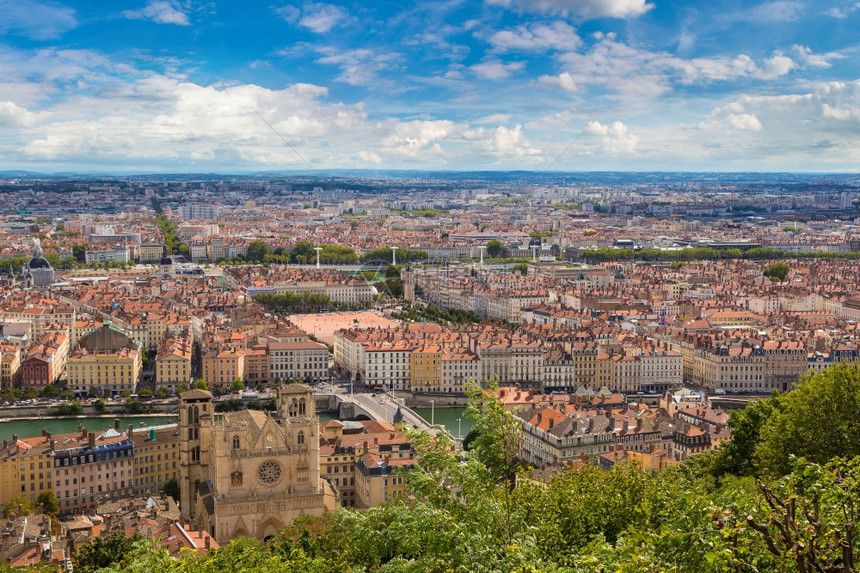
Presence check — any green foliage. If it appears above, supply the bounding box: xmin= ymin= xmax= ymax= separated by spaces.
xmin=512 ymin=262 xmax=528 ymax=276
xmin=2 ymin=496 xmax=35 ymax=518
xmin=392 ymin=302 xmax=484 ymax=326
xmin=23 ymin=386 xmax=39 ymax=400
xmin=246 ymin=240 xmax=270 ymax=263
xmin=73 ymin=243 xmax=86 ymax=263
xmin=94 ymin=398 xmax=107 ymax=413
xmin=384 ymin=264 xmax=401 ymax=279
xmin=161 ymin=478 xmax=180 ymax=502
xmin=53 ymin=399 xmax=83 ymax=416
xmin=763 ymin=261 xmax=790 ymax=281
xmin=40 ymin=384 xmax=58 ymax=398
xmin=755 ymin=362 xmax=860 ymax=477
xmin=74 ymin=532 xmax=140 ymax=573
xmin=35 ymin=491 xmax=59 ymax=516
xmin=254 ymin=292 xmax=334 ymax=313
xmin=232 ymin=378 xmax=244 ymax=391
xmin=361 ymin=247 xmax=428 ymax=263
xmin=138 ymin=388 xmax=153 ymax=398
xmin=193 ymin=379 xmax=209 ymax=390
xmin=486 ymin=239 xmax=503 ymax=258
xmin=707 ymin=391 xmax=781 ymax=479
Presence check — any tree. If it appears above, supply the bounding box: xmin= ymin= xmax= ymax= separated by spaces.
xmin=40 ymin=384 xmax=59 ymax=398
xmin=706 ymin=391 xmax=781 ymax=478
xmin=176 ymin=383 xmax=189 ymax=394
xmin=486 ymin=239 xmax=503 ymax=258
xmin=72 ymin=244 xmax=86 ymax=263
xmin=193 ymin=379 xmax=209 ymax=391
xmin=1 ymin=387 xmax=21 ymax=402
xmin=94 ymin=398 xmax=106 ymax=413
xmin=763 ymin=261 xmax=790 ymax=282
xmin=246 ymin=240 xmax=270 ymax=263
xmin=512 ymin=262 xmax=528 ymax=276
xmin=138 ymin=388 xmax=153 ymax=398
xmin=36 ymin=491 xmax=59 ymax=516
xmin=291 ymin=241 xmax=315 ymax=264
xmin=232 ymin=378 xmax=244 ymax=392
xmin=23 ymin=386 xmax=39 ymax=400
xmin=745 ymin=457 xmax=860 ymax=572
xmin=384 ymin=264 xmax=400 ymax=280
xmin=74 ymin=532 xmax=139 ymax=572
xmin=1 ymin=497 xmax=35 ymax=518
xmin=756 ymin=362 xmax=860 ymax=477
xmin=161 ymin=478 xmax=180 ymax=502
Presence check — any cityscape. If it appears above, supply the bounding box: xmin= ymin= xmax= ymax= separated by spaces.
xmin=0 ymin=173 xmax=858 ymax=570
xmin=2 ymin=0 xmax=860 ymax=571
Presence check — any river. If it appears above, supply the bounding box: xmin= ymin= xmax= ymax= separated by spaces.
xmin=412 ymin=407 xmax=474 ymax=438
xmin=0 ymin=415 xmax=178 ymax=441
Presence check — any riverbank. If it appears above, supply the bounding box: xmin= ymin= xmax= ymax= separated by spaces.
xmin=0 ymin=415 xmax=179 ymax=440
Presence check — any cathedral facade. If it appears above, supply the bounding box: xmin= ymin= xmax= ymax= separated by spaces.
xmin=178 ymin=384 xmax=335 ymax=544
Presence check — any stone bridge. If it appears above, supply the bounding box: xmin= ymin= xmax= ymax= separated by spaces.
xmin=315 ymin=391 xmax=431 ymax=430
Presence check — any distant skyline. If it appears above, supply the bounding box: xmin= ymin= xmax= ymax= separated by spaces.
xmin=0 ymin=0 xmax=859 ymax=173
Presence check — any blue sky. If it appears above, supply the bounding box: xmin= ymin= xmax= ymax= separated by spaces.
xmin=0 ymin=0 xmax=859 ymax=172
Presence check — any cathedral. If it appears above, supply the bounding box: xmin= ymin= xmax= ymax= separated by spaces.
xmin=179 ymin=384 xmax=336 ymax=544
xmin=21 ymin=238 xmax=55 ymax=287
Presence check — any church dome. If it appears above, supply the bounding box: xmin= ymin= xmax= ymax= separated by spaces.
xmin=26 ymin=256 xmax=52 ymax=270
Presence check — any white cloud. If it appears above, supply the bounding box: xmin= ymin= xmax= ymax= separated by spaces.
xmin=0 ymin=101 xmax=48 ymax=127
xmin=585 ymin=120 xmax=638 ymax=153
xmin=379 ymin=120 xmax=459 ymax=158
xmin=539 ymin=71 xmax=578 ymax=92
xmin=470 ymin=60 xmax=525 ymax=80
xmin=276 ymin=2 xmax=348 ymax=34
xmin=552 ymin=35 xmax=801 ymax=100
xmin=123 ymin=1 xmax=191 ymax=26
xmin=733 ymin=1 xmax=805 ymax=23
xmin=824 ymin=2 xmax=860 ymax=18
xmin=486 ymin=0 xmax=653 ymax=19
xmin=488 ymin=21 xmax=581 ymax=52
xmin=0 ymin=0 xmax=77 ymax=39
xmin=793 ymin=45 xmax=843 ymax=69
xmin=757 ymin=53 xmax=796 ymax=79
xmin=315 ymin=48 xmax=399 ymax=86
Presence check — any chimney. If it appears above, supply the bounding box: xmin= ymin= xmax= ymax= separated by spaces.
xmin=78 ymin=424 xmax=83 ymax=435
xmin=205 ymin=535 xmax=210 ymax=549
xmin=114 ymin=418 xmax=120 ymax=431
xmin=42 ymin=428 xmax=47 ymax=437
xmin=537 ymin=412 xmax=543 ymax=424
xmin=549 ymin=417 xmax=554 ymax=429
xmin=128 ymin=424 xmax=134 ymax=437
xmin=88 ymin=432 xmax=96 ymax=447
xmin=649 ymin=444 xmax=655 ymax=454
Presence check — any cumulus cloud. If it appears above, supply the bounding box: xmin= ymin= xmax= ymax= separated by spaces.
xmin=539 ymin=71 xmax=578 ymax=92
xmin=379 ymin=120 xmax=459 ymax=158
xmin=551 ymin=34 xmax=800 ymax=100
xmin=0 ymin=0 xmax=77 ymax=39
xmin=486 ymin=0 xmax=653 ymax=19
xmin=585 ymin=120 xmax=638 ymax=153
xmin=123 ymin=1 xmax=191 ymax=25
xmin=276 ymin=2 xmax=348 ymax=34
xmin=470 ymin=59 xmax=525 ymax=80
xmin=0 ymin=101 xmax=48 ymax=127
xmin=488 ymin=21 xmax=581 ymax=52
